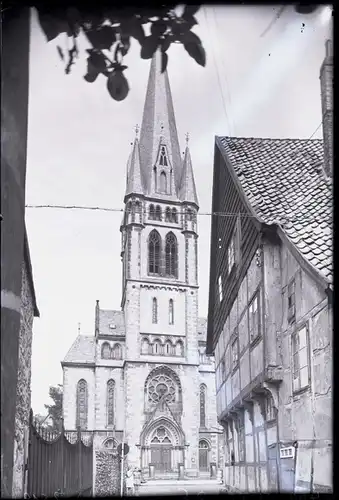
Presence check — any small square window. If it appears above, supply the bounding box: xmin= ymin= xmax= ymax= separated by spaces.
xmin=218 ymin=275 xmax=223 ymax=302
xmin=287 ymin=279 xmax=296 ymax=323
xmin=249 ymin=293 xmax=260 ymax=342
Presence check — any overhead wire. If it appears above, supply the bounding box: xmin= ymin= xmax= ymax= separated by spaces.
xmin=202 ymin=6 xmax=233 ymax=136
xmin=211 ymin=6 xmax=236 ymax=136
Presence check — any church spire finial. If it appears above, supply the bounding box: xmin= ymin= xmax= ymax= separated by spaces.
xmin=135 ymin=124 xmax=140 ymax=139
xmin=185 ymin=132 xmax=190 ymax=146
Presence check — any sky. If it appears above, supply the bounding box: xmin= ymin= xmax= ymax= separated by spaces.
xmin=26 ymin=5 xmax=332 ymax=415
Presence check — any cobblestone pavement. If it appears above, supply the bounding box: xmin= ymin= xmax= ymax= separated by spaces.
xmin=137 ymin=479 xmax=225 ymax=496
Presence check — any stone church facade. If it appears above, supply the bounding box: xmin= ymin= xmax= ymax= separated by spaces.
xmin=62 ymin=50 xmax=223 ymax=492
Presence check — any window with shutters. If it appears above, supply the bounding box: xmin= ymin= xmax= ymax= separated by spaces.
xmin=165 ymin=232 xmax=178 ymax=278
xmin=76 ymin=379 xmax=88 ymax=430
xmin=107 ymin=379 xmax=115 ymax=427
xmin=148 ymin=230 xmax=161 ymax=275
xmin=152 ymin=297 xmax=158 ymax=324
xmin=288 ymin=279 xmax=296 ymax=323
xmin=292 ymin=324 xmax=310 ymax=393
xmin=249 ymin=292 xmax=260 ymax=342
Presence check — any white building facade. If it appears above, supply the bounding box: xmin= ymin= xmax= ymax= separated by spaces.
xmin=62 ymin=50 xmax=223 ymax=493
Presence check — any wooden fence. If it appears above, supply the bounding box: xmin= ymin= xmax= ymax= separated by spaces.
xmin=26 ymin=410 xmax=93 ymax=497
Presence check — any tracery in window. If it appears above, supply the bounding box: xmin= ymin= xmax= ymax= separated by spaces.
xmin=152 ymin=298 xmax=158 ymax=324
xmin=155 ymin=205 xmax=162 ymax=221
xmin=165 ymin=207 xmax=171 ymax=222
xmin=200 ymin=384 xmax=206 ymax=427
xmin=165 ymin=232 xmax=178 ymax=277
xmin=149 ymin=204 xmax=155 ymax=220
xmin=107 ymin=379 xmax=115 ymax=426
xmin=112 ymin=343 xmax=122 ymax=360
xmin=151 ymin=426 xmax=172 ymax=444
xmin=160 ymin=171 xmax=167 ymax=193
xmin=76 ymin=379 xmax=88 ymax=430
xmin=147 ymin=372 xmax=177 ymax=404
xmin=169 ymin=299 xmax=174 ymax=325
xmin=176 ymin=340 xmax=184 ymax=356
xmin=101 ymin=342 xmax=111 ymax=359
xmin=148 ymin=230 xmax=161 ymax=274
xmin=159 ymin=146 xmax=168 ymax=166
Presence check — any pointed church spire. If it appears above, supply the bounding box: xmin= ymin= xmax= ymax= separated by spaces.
xmin=180 ymin=145 xmax=199 ymax=207
xmin=125 ymin=137 xmax=144 ymax=198
xmin=139 ymin=49 xmax=182 ymax=194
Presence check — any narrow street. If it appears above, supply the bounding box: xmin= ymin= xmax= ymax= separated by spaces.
xmin=137 ymin=479 xmax=225 ymax=496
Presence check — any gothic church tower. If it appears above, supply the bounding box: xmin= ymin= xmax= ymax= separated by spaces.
xmin=62 ymin=50 xmax=222 ymax=491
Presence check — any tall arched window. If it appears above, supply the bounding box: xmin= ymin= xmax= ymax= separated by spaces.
xmin=107 ymin=379 xmax=115 ymax=427
xmin=101 ymin=342 xmax=111 ymax=359
xmin=135 ymin=201 xmax=141 ymax=223
xmin=165 ymin=207 xmax=171 ymax=222
xmin=112 ymin=343 xmax=122 ymax=360
xmin=159 ymin=146 xmax=168 ymax=166
xmin=126 ymin=202 xmax=132 ymax=223
xmin=165 ymin=340 xmax=172 ymax=356
xmin=149 ymin=204 xmax=155 ymax=220
xmin=165 ymin=232 xmax=178 ymax=277
xmin=155 ymin=205 xmax=162 ymax=221
xmin=171 ymin=208 xmax=177 ymax=223
xmin=152 ymin=297 xmax=158 ymax=324
xmin=176 ymin=340 xmax=184 ymax=357
xmin=169 ymin=299 xmax=174 ymax=325
xmin=76 ymin=379 xmax=88 ymax=430
xmin=148 ymin=230 xmax=161 ymax=275
xmin=200 ymin=385 xmax=206 ymax=427
xmin=160 ymin=171 xmax=167 ymax=193
xmin=154 ymin=339 xmax=162 ymax=355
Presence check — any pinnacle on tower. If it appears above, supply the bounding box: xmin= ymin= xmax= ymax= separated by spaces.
xmin=125 ymin=137 xmax=144 ymax=198
xmin=139 ymin=49 xmax=183 ymax=194
xmin=179 ymin=145 xmax=199 ymax=207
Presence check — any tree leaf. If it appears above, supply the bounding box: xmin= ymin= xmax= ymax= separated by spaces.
xmin=140 ymin=35 xmax=159 ymax=60
xmin=181 ymin=30 xmax=202 ymax=46
xmin=57 ymin=46 xmax=64 ymax=61
xmin=184 ymin=41 xmax=206 ymax=67
xmin=182 ymin=5 xmax=201 ymax=18
xmin=85 ymin=26 xmax=117 ymax=50
xmin=38 ymin=12 xmax=63 ymax=42
xmin=107 ymin=70 xmax=130 ymax=101
xmin=88 ymin=51 xmax=107 ymax=73
xmin=120 ymin=34 xmax=131 ymax=57
xmin=124 ymin=17 xmax=145 ymax=44
xmin=151 ymin=20 xmax=167 ymax=37
xmin=161 ymin=51 xmax=168 ymax=73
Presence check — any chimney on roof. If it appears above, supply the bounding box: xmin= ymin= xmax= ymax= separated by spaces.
xmin=320 ymin=39 xmax=333 ymax=177
xmin=95 ymin=300 xmax=100 ymax=336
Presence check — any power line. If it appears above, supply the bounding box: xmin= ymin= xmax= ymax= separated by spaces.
xmin=203 ymin=6 xmax=233 ymax=135
xmin=25 ymin=205 xmax=328 ymax=224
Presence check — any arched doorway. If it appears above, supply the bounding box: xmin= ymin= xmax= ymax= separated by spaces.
xmin=150 ymin=426 xmax=172 ymax=474
xmin=199 ymin=440 xmax=210 ymax=472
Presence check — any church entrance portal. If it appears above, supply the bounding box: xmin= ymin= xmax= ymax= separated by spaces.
xmin=199 ymin=440 xmax=210 ymax=472
xmin=150 ymin=427 xmax=172 ymax=474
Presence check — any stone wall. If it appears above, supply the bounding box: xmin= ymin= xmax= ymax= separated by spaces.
xmin=1 ymin=7 xmax=30 ymax=496
xmin=12 ymin=261 xmax=35 ymax=497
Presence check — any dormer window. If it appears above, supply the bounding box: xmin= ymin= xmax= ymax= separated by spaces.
xmin=159 ymin=146 xmax=168 ymax=166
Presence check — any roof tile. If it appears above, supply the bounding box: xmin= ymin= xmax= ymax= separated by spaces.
xmin=218 ymin=136 xmax=332 ymax=284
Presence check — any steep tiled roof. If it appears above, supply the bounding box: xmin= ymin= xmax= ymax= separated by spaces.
xmin=63 ymin=335 xmax=95 ymax=363
xmin=99 ymin=309 xmax=125 ymax=336
xmin=218 ymin=136 xmax=333 ymax=284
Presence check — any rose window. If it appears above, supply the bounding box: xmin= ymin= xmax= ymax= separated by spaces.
xmin=148 ymin=373 xmax=176 ymax=404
